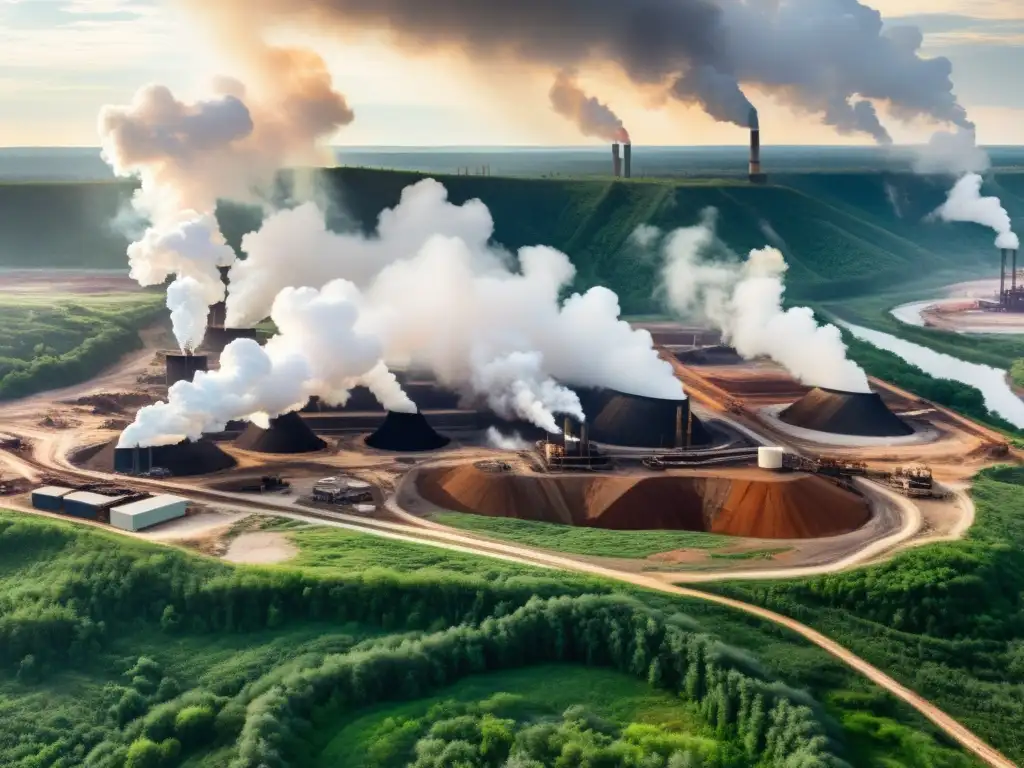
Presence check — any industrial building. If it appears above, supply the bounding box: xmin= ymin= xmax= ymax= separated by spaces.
xmin=611 ymin=141 xmax=633 ymax=179
xmin=111 ymin=439 xmax=236 ymax=476
xmin=61 ymin=490 xmax=133 ymax=520
xmin=979 ymin=248 xmax=1024 ymax=312
xmin=31 ymin=485 xmax=73 ymax=511
xmin=166 ymin=353 xmax=208 ymax=387
xmin=110 ymin=494 xmax=188 ymax=532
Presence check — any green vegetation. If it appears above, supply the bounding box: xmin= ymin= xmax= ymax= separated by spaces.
xmin=710 ymin=465 xmax=1024 ymax=763
xmin=0 ymin=511 xmax=979 ymax=767
xmin=5 ymin=170 xmax=1020 ymax=315
xmin=1011 ymin=359 xmax=1024 ymax=390
xmin=0 ymin=294 xmax=163 ymax=400
xmin=430 ymin=512 xmax=731 ymax=558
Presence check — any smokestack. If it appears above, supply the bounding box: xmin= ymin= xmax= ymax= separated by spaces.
xmin=675 ymin=405 xmax=684 ymax=449
xmin=612 ymin=143 xmax=622 ymax=178
xmin=564 ymin=415 xmax=573 ymax=443
xmin=748 ymin=107 xmax=766 ymax=184
xmin=1014 ymin=250 xmax=1018 ymax=294
xmin=624 ymin=143 xmax=632 ymax=179
xmin=1001 ymin=249 xmax=1007 ymax=304
xmin=579 ymin=422 xmax=589 ymax=457
xmin=686 ymin=408 xmax=693 ymax=449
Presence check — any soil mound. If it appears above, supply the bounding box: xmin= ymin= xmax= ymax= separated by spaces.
xmin=365 ymin=411 xmax=451 ymax=452
xmin=781 ymin=387 xmax=913 ymax=437
xmin=418 ymin=466 xmax=868 ymax=539
xmin=234 ymin=412 xmax=327 ymax=454
xmin=575 ymin=388 xmax=711 ymax=448
xmin=81 ymin=439 xmax=237 ymax=476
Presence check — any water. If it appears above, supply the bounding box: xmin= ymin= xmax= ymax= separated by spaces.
xmin=889 ymin=300 xmax=931 ymax=327
xmin=840 ymin=320 xmax=1024 ymax=427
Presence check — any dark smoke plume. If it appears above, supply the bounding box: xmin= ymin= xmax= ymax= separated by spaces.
xmin=550 ymin=72 xmax=629 ymax=142
xmin=182 ymin=0 xmax=971 ymax=140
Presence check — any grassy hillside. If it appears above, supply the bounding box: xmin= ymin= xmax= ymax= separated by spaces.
xmin=0 ymin=293 xmax=164 ymax=401
xmin=3 ymin=170 xmax=1019 ymax=314
xmin=710 ymin=464 xmax=1024 ymax=763
xmin=0 ymin=512 xmax=980 ymax=768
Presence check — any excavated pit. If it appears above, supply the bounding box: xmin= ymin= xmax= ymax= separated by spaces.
xmin=417 ymin=465 xmax=869 ymax=539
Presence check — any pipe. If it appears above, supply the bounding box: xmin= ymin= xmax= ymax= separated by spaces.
xmin=624 ymin=143 xmax=632 ymax=179
xmin=612 ymin=143 xmax=621 ymax=178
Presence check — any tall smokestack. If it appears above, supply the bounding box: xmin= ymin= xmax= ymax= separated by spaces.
xmin=748 ymin=107 xmax=766 ymax=184
xmin=612 ymin=143 xmax=622 ymax=178
xmin=675 ymin=405 xmax=684 ymax=449
xmin=1001 ymin=249 xmax=1007 ymax=304
xmin=624 ymin=143 xmax=632 ymax=179
xmin=580 ymin=422 xmax=589 ymax=457
xmin=1015 ymin=249 xmax=1019 ymax=294
xmin=564 ymin=415 xmax=573 ymax=443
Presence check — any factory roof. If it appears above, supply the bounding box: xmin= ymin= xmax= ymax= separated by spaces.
xmin=64 ymin=490 xmax=132 ymax=507
xmin=32 ymin=485 xmax=74 ymax=498
xmin=112 ymin=494 xmax=188 ymax=515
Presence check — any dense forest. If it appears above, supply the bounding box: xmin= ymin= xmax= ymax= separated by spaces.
xmin=711 ymin=464 xmax=1024 ymax=763
xmin=0 ymin=513 xmax=978 ymax=767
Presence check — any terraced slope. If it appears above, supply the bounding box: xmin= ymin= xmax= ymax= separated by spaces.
xmin=3 ymin=169 xmax=1020 ymax=313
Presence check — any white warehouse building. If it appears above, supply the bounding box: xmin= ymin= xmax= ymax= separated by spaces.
xmin=110 ymin=494 xmax=189 ymax=532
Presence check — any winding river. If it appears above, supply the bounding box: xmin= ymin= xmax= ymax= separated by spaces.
xmin=839 ymin=320 xmax=1024 ymax=428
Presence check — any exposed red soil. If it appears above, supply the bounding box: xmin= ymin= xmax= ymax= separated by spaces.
xmin=417 ymin=466 xmax=869 ymax=539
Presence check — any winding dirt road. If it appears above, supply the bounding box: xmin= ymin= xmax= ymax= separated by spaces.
xmin=0 ymin=344 xmax=1014 ymax=767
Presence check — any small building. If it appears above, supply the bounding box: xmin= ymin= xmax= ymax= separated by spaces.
xmin=62 ymin=491 xmax=132 ymax=521
xmin=110 ymin=494 xmax=188 ymax=532
xmin=31 ymin=485 xmax=74 ymax=512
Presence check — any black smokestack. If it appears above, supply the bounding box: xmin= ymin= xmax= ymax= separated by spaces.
xmin=624 ymin=143 xmax=632 ymax=179
xmin=748 ymin=107 xmax=766 ymax=184
xmin=612 ymin=142 xmax=621 ymax=178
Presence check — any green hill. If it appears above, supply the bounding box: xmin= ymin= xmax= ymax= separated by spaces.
xmin=2 ymin=169 xmax=1020 ymax=314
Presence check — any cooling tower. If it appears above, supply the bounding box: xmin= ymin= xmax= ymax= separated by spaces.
xmin=108 ymin=439 xmax=236 ymax=476
xmin=780 ymin=387 xmax=913 ymax=437
xmin=166 ymin=353 xmax=208 ymax=387
xmin=612 ymin=143 xmax=622 ymax=178
xmin=575 ymin=388 xmax=711 ymax=449
xmin=365 ymin=411 xmax=451 ymax=452
xmin=234 ymin=411 xmax=327 ymax=454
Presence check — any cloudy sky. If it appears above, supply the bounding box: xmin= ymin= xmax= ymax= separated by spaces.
xmin=1 ymin=0 xmax=1022 ymax=147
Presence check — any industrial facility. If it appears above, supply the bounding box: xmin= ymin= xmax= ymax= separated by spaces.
xmin=165 ymin=352 xmax=208 ymax=387
xmin=30 ymin=483 xmax=185 ymax=531
xmin=979 ymin=247 xmax=1024 ymax=312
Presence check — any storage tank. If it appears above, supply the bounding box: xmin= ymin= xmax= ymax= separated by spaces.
xmin=758 ymin=446 xmax=785 ymax=470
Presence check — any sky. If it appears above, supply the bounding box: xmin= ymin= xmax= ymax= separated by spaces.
xmin=1 ymin=0 xmax=1023 ymax=147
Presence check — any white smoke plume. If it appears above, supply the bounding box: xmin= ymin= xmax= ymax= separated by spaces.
xmin=224 ymin=179 xmax=683 ymax=433
xmin=185 ymin=0 xmax=971 ymax=142
xmin=931 ymin=173 xmax=1019 ymax=250
xmin=98 ymin=32 xmax=353 ymax=351
xmin=654 ymin=212 xmax=870 ymax=392
xmin=549 ymin=72 xmax=629 ymax=143
xmin=226 ymin=179 xmax=496 ymax=327
xmin=486 ymin=427 xmax=531 ymax=451
xmin=119 ymin=280 xmax=413 ymax=448
xmin=912 ymin=127 xmax=990 ymax=176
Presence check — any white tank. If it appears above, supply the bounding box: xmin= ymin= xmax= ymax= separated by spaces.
xmin=758 ymin=446 xmax=785 ymax=470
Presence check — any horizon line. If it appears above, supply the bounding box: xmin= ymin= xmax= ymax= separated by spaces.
xmin=3 ymin=143 xmax=1023 ymax=152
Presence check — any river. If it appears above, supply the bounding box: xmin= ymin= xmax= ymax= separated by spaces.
xmin=839 ymin=320 xmax=1024 ymax=428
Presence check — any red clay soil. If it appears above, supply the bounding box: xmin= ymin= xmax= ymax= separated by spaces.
xmin=417 ymin=466 xmax=869 ymax=539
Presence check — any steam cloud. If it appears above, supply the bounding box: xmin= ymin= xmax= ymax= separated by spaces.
xmin=654 ymin=210 xmax=870 ymax=392
xmin=184 ymin=0 xmax=970 ymax=141
xmin=97 ymin=32 xmax=353 ymax=351
xmin=931 ymin=174 xmax=1020 ymax=250
xmin=486 ymin=427 xmax=531 ymax=451
xmin=224 ymin=179 xmax=682 ymax=434
xmin=550 ymin=72 xmax=629 ymax=143
xmin=119 ymin=280 xmax=414 ymax=448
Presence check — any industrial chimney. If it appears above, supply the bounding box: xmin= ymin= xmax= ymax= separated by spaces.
xmin=748 ymin=107 xmax=767 ymax=184
xmin=612 ymin=143 xmax=622 ymax=178
xmin=1001 ymin=248 xmax=1007 ymax=304
xmin=674 ymin=405 xmax=684 ymax=450
xmin=579 ymin=422 xmax=589 ymax=457
xmin=624 ymin=143 xmax=632 ymax=179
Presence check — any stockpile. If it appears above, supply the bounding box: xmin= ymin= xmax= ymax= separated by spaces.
xmin=780 ymin=387 xmax=913 ymax=437
xmin=365 ymin=411 xmax=451 ymax=452
xmin=234 ymin=412 xmax=327 ymax=454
